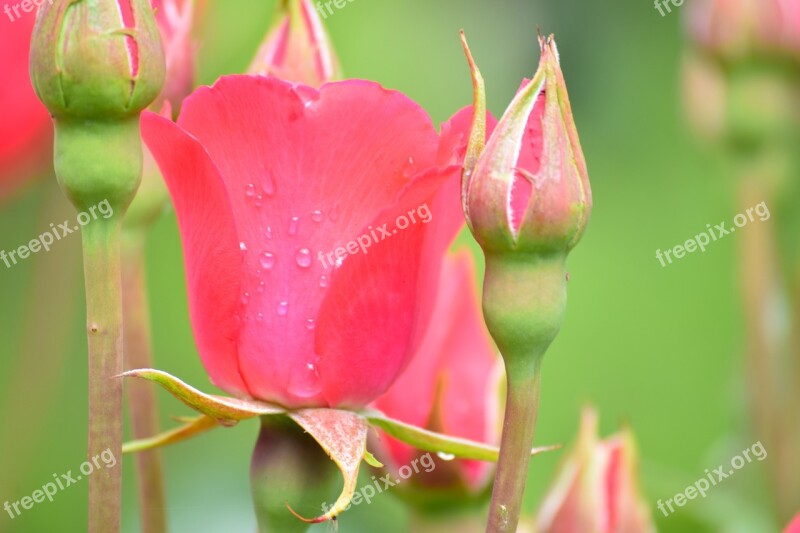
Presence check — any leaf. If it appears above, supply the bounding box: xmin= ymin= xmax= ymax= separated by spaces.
xmin=123 ymin=415 xmax=219 ymax=454
xmin=364 ymin=410 xmax=560 ymax=461
xmin=285 ymin=409 xmax=369 ymax=523
xmin=121 ymin=368 xmax=285 ymax=424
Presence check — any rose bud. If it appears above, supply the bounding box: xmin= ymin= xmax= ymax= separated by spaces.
xmin=30 ymin=0 xmax=166 ymax=213
xmin=536 ymin=409 xmax=655 ymax=533
xmin=372 ymin=252 xmax=502 ymax=511
xmin=247 ymin=0 xmax=340 ymax=87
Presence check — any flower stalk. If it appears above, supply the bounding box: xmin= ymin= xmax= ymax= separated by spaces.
xmin=459 ymin=32 xmax=591 ymax=532
xmin=30 ymin=1 xmax=165 ymax=530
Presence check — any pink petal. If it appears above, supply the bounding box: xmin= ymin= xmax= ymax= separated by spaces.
xmin=141 ymin=112 xmax=248 ymax=397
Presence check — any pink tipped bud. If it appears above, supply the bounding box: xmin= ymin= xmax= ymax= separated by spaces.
xmin=30 ymin=0 xmax=166 ymax=120
xmin=686 ymin=0 xmax=800 ymax=61
xmin=151 ymin=0 xmax=199 ymax=114
xmin=463 ymin=35 xmax=591 ymax=255
xmin=537 ymin=409 xmax=656 ymax=533
xmin=247 ymin=0 xmax=340 ymax=87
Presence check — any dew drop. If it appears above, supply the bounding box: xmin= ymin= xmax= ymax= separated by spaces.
xmin=408 ymin=156 xmax=414 ymax=165
xmin=245 ymin=183 xmax=256 ymax=198
xmin=259 ymin=251 xmax=276 ymax=270
xmin=254 ymin=195 xmax=263 ymax=208
xmin=319 ymin=274 xmax=329 ymax=288
xmin=311 ymin=209 xmax=323 ymax=223
xmin=265 ymin=226 xmax=273 ymax=240
xmin=287 ymin=358 xmax=322 ymax=398
xmin=241 ymin=292 xmax=250 ymax=305
xmin=256 ymin=312 xmax=263 ymax=322
xmin=295 ymin=248 xmax=312 ymax=268
xmin=277 ymin=301 xmax=289 ymax=316
xmin=239 ymin=241 xmax=248 ymax=252
xmin=288 ymin=216 xmax=300 ymax=236
xmin=257 ymin=280 xmax=266 ymax=293
xmin=437 ymin=452 xmax=455 ymax=461
xmin=305 ymin=318 xmax=316 ymax=330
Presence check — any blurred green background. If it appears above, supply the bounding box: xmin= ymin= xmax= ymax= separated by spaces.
xmin=0 ymin=0 xmax=781 ymax=531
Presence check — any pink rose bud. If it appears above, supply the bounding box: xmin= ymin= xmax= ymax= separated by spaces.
xmin=372 ymin=252 xmax=502 ymax=501
xmin=247 ymin=0 xmax=340 ymax=87
xmin=151 ymin=0 xmax=200 ymax=114
xmin=31 ymin=0 xmax=166 ymax=120
xmin=464 ymin=35 xmax=591 ymax=255
xmin=537 ymin=409 xmax=655 ymax=533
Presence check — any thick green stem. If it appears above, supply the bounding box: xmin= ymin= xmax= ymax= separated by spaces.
xmin=82 ymin=218 xmax=125 ymax=533
xmin=481 ymin=254 xmax=566 ymax=533
xmin=122 ymin=231 xmax=167 ymax=533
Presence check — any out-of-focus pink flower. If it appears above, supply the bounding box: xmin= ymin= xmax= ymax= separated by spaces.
xmin=536 ymin=408 xmax=655 ymax=533
xmin=151 ymin=0 xmax=200 ymax=113
xmin=0 ymin=13 xmax=51 ymax=200
xmin=687 ymin=0 xmax=800 ymax=60
xmin=141 ymin=75 xmax=476 ymax=409
xmin=248 ymin=0 xmax=340 ymax=87
xmin=372 ymin=250 xmax=501 ymax=495
xmin=786 ymin=513 xmax=800 ymax=533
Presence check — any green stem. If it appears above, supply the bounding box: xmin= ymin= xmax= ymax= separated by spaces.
xmin=486 ymin=359 xmax=542 ymax=533
xmin=82 ymin=218 xmax=125 ymax=533
xmin=480 ymin=253 xmax=565 ymax=533
xmin=122 ymin=231 xmax=167 ymax=533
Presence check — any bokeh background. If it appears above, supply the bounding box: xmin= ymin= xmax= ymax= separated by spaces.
xmin=0 ymin=0 xmax=785 ymax=531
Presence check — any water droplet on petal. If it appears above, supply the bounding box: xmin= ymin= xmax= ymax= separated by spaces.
xmin=305 ymin=318 xmax=316 ymax=330
xmin=288 ymin=216 xmax=300 ymax=236
xmin=277 ymin=301 xmax=289 ymax=316
xmin=245 ymin=183 xmax=256 ymax=198
xmin=437 ymin=452 xmax=455 ymax=461
xmin=257 ymin=280 xmax=266 ymax=293
xmin=265 ymin=226 xmax=273 ymax=240
xmin=260 ymin=252 xmax=276 ymax=270
xmin=287 ymin=358 xmax=322 ymax=398
xmin=256 ymin=312 xmax=263 ymax=322
xmin=239 ymin=242 xmax=248 ymax=252
xmin=241 ymin=292 xmax=250 ymax=305
xmin=311 ymin=210 xmax=323 ymax=223
xmin=408 ymin=156 xmax=414 ymax=165
xmin=254 ymin=195 xmax=263 ymax=208
xmin=319 ymin=274 xmax=329 ymax=288
xmin=295 ymin=248 xmax=312 ymax=268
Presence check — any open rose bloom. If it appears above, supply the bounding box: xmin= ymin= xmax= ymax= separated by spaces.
xmin=141 ymin=75 xmax=475 ymax=409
